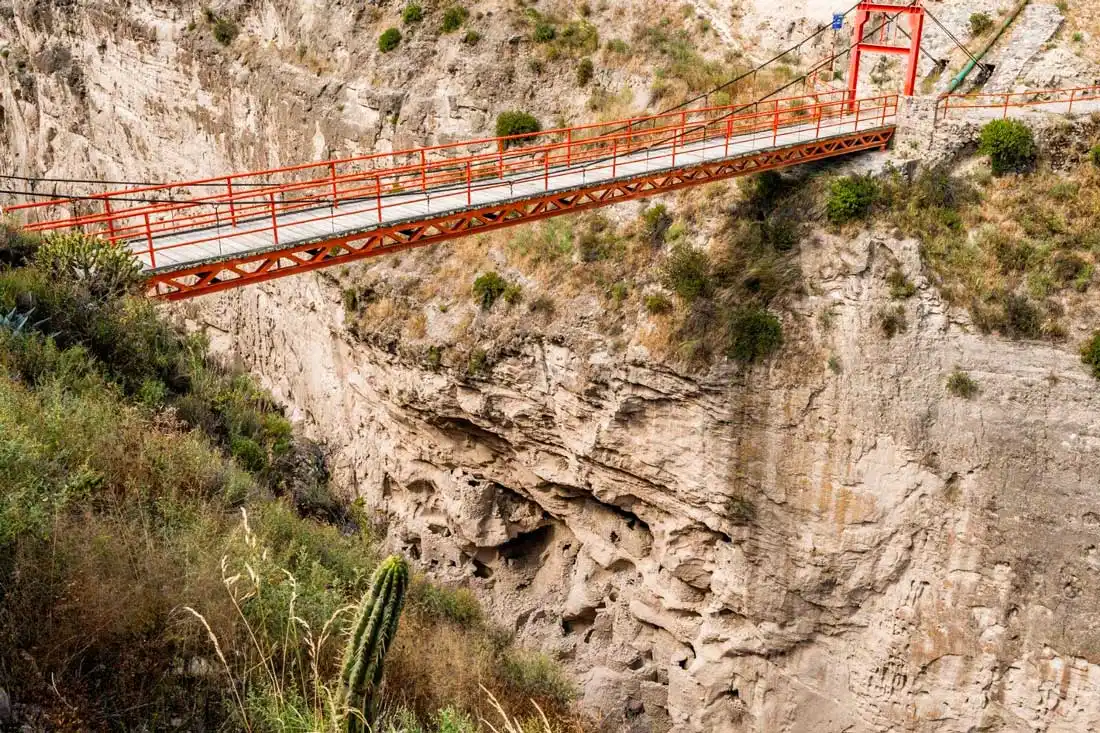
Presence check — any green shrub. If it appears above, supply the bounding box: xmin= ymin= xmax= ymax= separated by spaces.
xmin=402 ymin=3 xmax=423 ymax=23
xmin=946 ymin=369 xmax=979 ymax=398
xmin=467 ymin=348 xmax=488 ymax=375
xmin=412 ymin=580 xmax=482 ymax=627
xmin=495 ymin=110 xmax=540 ymax=147
xmin=606 ymin=38 xmax=629 ymax=54
xmin=887 ymin=269 xmax=916 ymax=299
xmin=378 ymin=27 xmax=402 ymax=52
xmin=500 ymin=650 xmax=575 ymax=707
xmin=462 ymin=29 xmax=481 ymax=45
xmin=979 ymin=119 xmax=1035 ymax=175
xmin=725 ymin=307 xmax=782 ymax=362
xmin=644 ymin=293 xmax=673 ymax=315
xmin=212 ymin=16 xmax=238 ymax=45
xmin=533 ymin=22 xmax=556 ymax=42
xmin=1089 ymin=144 xmax=1100 ymax=167
xmin=1082 ymin=331 xmax=1100 ymax=379
xmin=826 ymin=175 xmax=879 ymax=224
xmin=0 ymin=225 xmax=38 ymax=268
xmin=641 ymin=203 xmax=672 ymax=245
xmin=1000 ymin=292 xmax=1043 ymax=339
xmin=441 ymin=5 xmax=468 ymax=32
xmin=661 ymin=244 xmax=710 ymax=302
xmin=879 ymin=305 xmax=907 ymax=338
xmin=969 ymin=12 xmax=993 ymax=35
xmin=472 ymin=271 xmax=508 ymax=308
xmin=576 ymin=57 xmax=594 ymax=86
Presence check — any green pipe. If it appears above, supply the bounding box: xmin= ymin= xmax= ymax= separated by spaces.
xmin=943 ymin=0 xmax=1030 ymax=93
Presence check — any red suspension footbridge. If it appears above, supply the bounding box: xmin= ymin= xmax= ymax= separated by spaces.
xmin=1 ymin=0 xmax=1094 ymax=300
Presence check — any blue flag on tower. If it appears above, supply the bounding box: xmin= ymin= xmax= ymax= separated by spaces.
xmin=832 ymin=13 xmax=844 ymax=30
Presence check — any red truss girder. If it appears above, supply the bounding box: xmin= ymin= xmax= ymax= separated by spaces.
xmin=150 ymin=128 xmax=895 ymax=300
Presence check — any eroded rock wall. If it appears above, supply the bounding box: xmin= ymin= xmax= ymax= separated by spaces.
xmin=188 ymin=228 xmax=1100 ymax=732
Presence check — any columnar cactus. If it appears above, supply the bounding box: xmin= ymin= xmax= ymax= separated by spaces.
xmin=339 ymin=554 xmax=409 ymax=732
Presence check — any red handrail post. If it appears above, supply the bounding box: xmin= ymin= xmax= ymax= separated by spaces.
xmin=612 ymin=138 xmax=618 ymax=178
xmin=466 ymin=161 xmax=472 ymax=206
xmin=544 ymin=151 xmax=550 ymax=190
xmin=101 ymin=196 xmax=116 ymax=242
xmin=626 ymin=121 xmax=633 ymax=153
xmin=268 ymin=192 xmax=279 ymax=246
xmin=143 ymin=212 xmax=156 ymax=269
xmin=724 ymin=117 xmax=732 ymax=156
xmin=420 ymin=150 xmax=427 ymax=192
xmin=226 ymin=176 xmax=237 ymax=226
xmin=566 ymin=129 xmax=572 ymax=165
xmin=330 ymin=163 xmax=339 ymax=208
xmin=881 ymin=97 xmax=887 ymax=126
xmin=1003 ymin=93 xmax=1009 ymax=118
xmin=671 ymin=126 xmax=678 ymax=166
xmin=772 ymin=100 xmax=779 ymax=146
xmin=375 ymin=176 xmax=383 ymax=223
xmin=1069 ymin=89 xmax=1076 ymax=114
xmin=497 ymin=140 xmax=504 ymax=178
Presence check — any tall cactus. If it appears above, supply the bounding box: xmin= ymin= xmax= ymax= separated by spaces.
xmin=338 ymin=554 xmax=410 ymax=732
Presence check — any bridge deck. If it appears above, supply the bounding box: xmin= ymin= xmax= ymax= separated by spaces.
xmin=135 ymin=110 xmax=896 ymax=274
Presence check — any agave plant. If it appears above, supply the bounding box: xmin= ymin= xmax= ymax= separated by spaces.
xmin=0 ymin=307 xmax=32 ymax=334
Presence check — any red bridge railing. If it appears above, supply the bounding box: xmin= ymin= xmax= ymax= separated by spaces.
xmin=4 ymin=90 xmax=897 ymax=270
xmin=937 ymin=83 xmax=1100 ymax=120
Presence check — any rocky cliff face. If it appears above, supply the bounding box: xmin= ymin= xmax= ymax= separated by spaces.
xmin=5 ymin=0 xmax=1100 ymax=731
xmin=189 ymin=226 xmax=1100 ymax=732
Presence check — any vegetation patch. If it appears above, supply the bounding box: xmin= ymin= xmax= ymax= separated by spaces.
xmin=827 ymin=174 xmax=879 ymax=224
xmin=726 ymin=307 xmax=783 ymax=362
xmin=979 ymin=119 xmax=1036 ymax=175
xmin=0 ymin=232 xmax=580 ymax=731
xmin=946 ymin=369 xmax=979 ymax=398
xmin=969 ymin=12 xmax=994 ymax=35
xmin=402 ymin=2 xmax=423 ymax=23
xmin=378 ymin=27 xmax=402 ymax=52
xmin=472 ymin=270 xmax=510 ymax=309
xmin=495 ymin=110 xmax=541 ymax=147
xmin=441 ymin=5 xmax=469 ymax=33
xmin=1081 ymin=331 xmax=1100 ymax=379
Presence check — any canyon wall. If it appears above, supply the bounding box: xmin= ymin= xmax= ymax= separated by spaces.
xmin=190 ymin=227 xmax=1100 ymax=732
xmin=4 ymin=0 xmax=1100 ymax=730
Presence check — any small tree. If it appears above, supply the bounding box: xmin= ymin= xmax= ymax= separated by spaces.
xmin=495 ymin=111 xmax=540 ymax=148
xmin=979 ymin=119 xmax=1035 ymax=175
xmin=826 ymin=175 xmax=878 ymax=224
xmin=378 ymin=27 xmax=402 ymax=52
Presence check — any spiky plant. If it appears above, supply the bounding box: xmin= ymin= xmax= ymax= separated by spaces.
xmin=0 ymin=307 xmax=32 ymax=334
xmin=339 ymin=554 xmax=409 ymax=732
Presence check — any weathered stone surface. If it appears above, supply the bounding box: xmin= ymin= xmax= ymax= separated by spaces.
xmin=188 ymin=226 xmax=1100 ymax=732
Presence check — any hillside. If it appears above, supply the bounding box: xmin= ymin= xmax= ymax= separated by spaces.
xmin=4 ymin=0 xmax=1100 ymax=731
xmin=0 ymin=229 xmax=582 ymax=731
